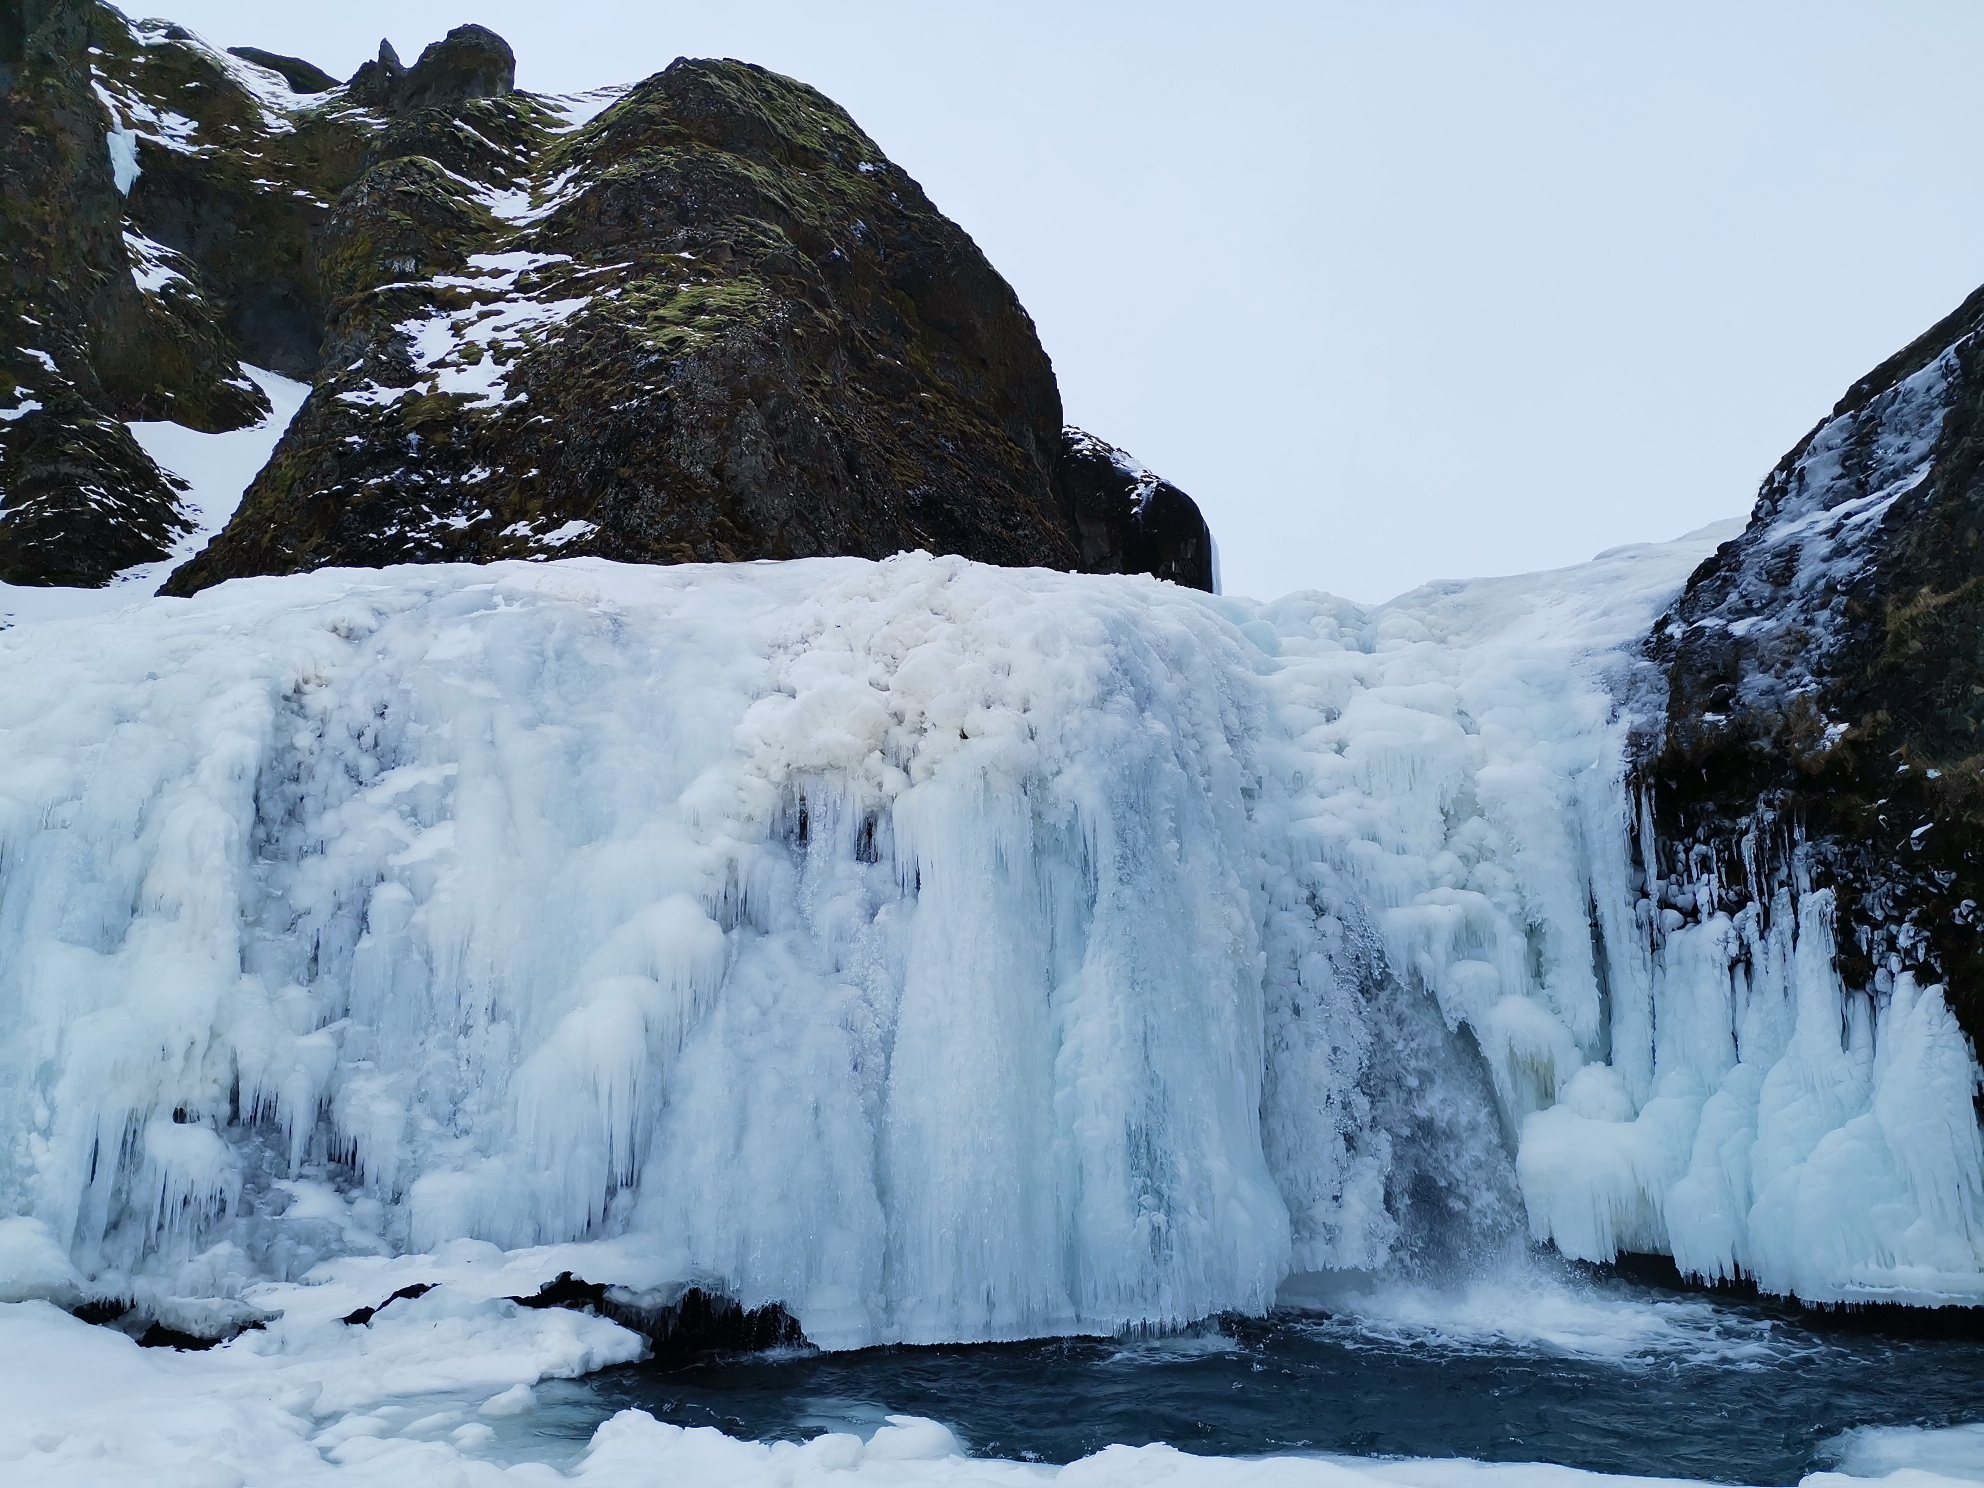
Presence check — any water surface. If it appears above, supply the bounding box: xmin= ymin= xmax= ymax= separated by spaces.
xmin=527 ymin=1273 xmax=1984 ymax=1484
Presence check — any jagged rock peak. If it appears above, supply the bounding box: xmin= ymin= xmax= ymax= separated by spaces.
xmin=346 ymin=23 xmax=516 ymax=113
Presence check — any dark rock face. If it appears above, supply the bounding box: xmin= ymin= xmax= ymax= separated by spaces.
xmin=0 ymin=0 xmax=274 ymax=585
xmin=342 ymin=39 xmax=405 ymax=112
xmin=397 ymin=24 xmax=515 ymax=111
xmin=2 ymin=4 xmax=1212 ymax=595
xmin=1058 ymin=427 xmax=1215 ymax=591
xmin=1639 ymin=284 xmax=1984 ymax=1047
xmin=345 ymin=26 xmax=515 ymax=115
xmin=225 ymin=46 xmax=336 ymax=94
xmin=163 ymin=54 xmax=1159 ymax=592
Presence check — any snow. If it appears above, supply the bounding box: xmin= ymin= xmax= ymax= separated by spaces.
xmin=479 ymin=165 xmax=588 ymax=226
xmin=537 ymin=86 xmax=633 ymax=132
xmin=106 ymin=124 xmax=140 ymax=194
xmin=0 ymin=530 xmax=1981 ymax=1484
xmin=125 ymin=230 xmax=192 ymax=294
xmin=390 ymin=295 xmax=591 ymax=410
xmin=0 ymin=366 xmax=310 ymax=628
xmin=92 ymin=75 xmax=200 ymax=156
xmin=537 ymin=520 xmax=597 ymax=548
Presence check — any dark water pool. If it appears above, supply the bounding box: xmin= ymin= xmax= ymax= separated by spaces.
xmin=535 ymin=1275 xmax=1984 ymax=1484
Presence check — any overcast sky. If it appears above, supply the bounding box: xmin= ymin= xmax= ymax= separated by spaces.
xmin=162 ymin=1 xmax=1984 ymax=602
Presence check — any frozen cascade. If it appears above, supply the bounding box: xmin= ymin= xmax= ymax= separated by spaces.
xmin=0 ymin=531 xmax=1981 ymax=1344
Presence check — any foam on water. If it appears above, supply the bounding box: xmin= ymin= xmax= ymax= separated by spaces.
xmin=1278 ymin=1265 xmax=1801 ymax=1366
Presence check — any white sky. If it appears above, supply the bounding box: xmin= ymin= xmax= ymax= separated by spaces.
xmin=159 ymin=1 xmax=1984 ymax=603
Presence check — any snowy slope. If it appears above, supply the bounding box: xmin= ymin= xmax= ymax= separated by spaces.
xmin=0 ymin=529 xmax=1980 ymax=1354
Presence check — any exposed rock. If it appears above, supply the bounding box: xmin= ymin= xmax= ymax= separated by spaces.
xmin=3 ymin=3 xmax=1215 ymax=595
xmin=0 ymin=0 xmax=271 ymax=585
xmin=506 ymin=1272 xmax=807 ymax=1361
xmin=342 ymin=39 xmax=405 ymax=112
xmin=346 ymin=26 xmax=514 ymax=114
xmin=1059 ymin=426 xmax=1215 ymax=591
xmin=1639 ymin=282 xmax=1984 ymax=1047
xmin=396 ymin=24 xmax=515 ymax=111
xmin=225 ymin=45 xmax=336 ymax=94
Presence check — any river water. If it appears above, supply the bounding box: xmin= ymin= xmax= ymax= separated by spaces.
xmin=491 ymin=1267 xmax=1984 ymax=1484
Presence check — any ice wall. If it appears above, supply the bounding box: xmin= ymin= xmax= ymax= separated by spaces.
xmin=0 ymin=556 xmax=1301 ymax=1347
xmin=2 ymin=534 xmax=1981 ymax=1339
xmin=1522 ymin=884 xmax=1984 ymax=1305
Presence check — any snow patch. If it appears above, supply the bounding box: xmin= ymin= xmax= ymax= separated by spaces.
xmin=395 ymin=295 xmax=591 ymax=409
xmin=106 ymin=125 xmax=140 ymax=193
xmin=124 ymin=230 xmax=190 ymax=293
xmin=536 ymin=520 xmax=596 ymax=548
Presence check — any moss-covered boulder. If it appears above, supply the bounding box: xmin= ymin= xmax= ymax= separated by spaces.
xmin=3 ymin=4 xmax=1215 ymax=594
xmin=166 ymin=54 xmax=1180 ymax=588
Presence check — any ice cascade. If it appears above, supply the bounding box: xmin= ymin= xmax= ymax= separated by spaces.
xmin=0 ymin=537 xmax=1980 ymax=1342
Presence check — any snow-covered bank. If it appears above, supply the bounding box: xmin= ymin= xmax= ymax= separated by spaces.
xmin=0 ymin=533 xmax=1981 ymax=1349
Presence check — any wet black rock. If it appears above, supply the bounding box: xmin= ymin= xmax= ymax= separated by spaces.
xmin=1058 ymin=427 xmax=1216 ymax=591
xmin=509 ymin=1272 xmax=807 ymax=1361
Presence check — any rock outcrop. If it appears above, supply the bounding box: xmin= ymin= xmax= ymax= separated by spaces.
xmin=0 ymin=0 xmax=277 ymax=584
xmin=1058 ymin=427 xmax=1216 ymax=591
xmin=0 ymin=2 xmax=1216 ymax=594
xmin=1638 ymin=284 xmax=1984 ymax=1048
xmin=223 ymin=47 xmax=336 ymax=95
xmin=344 ymin=26 xmax=515 ymax=115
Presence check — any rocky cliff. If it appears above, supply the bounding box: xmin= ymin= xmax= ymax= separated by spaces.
xmin=0 ymin=1 xmax=1214 ymax=592
xmin=1638 ymin=285 xmax=1984 ymax=1053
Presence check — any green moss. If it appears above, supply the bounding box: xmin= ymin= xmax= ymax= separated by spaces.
xmin=618 ymin=270 xmax=771 ymax=352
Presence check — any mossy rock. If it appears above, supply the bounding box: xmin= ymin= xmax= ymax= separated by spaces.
xmin=4 ymin=6 xmax=1213 ymax=595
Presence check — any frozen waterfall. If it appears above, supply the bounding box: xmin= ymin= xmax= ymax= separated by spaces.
xmin=1 ymin=532 xmax=1980 ymax=1343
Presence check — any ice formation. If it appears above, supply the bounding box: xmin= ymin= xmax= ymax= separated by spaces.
xmin=1 ymin=524 xmax=1981 ymax=1351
